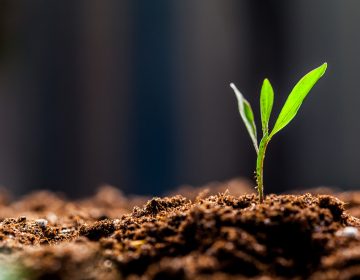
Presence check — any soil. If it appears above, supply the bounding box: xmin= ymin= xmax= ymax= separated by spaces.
xmin=1 ymin=181 xmax=360 ymax=280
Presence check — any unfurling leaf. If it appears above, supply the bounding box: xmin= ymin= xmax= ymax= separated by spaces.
xmin=270 ymin=63 xmax=327 ymax=138
xmin=230 ymin=83 xmax=259 ymax=153
xmin=260 ymin=78 xmax=274 ymax=136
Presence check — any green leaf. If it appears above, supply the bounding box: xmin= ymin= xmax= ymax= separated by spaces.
xmin=230 ymin=83 xmax=259 ymax=153
xmin=260 ymin=78 xmax=274 ymax=136
xmin=270 ymin=62 xmax=327 ymax=138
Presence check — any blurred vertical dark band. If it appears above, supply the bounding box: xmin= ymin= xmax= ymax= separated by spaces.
xmin=36 ymin=3 xmax=82 ymax=193
xmin=131 ymin=1 xmax=176 ymax=195
xmin=77 ymin=0 xmax=133 ymax=196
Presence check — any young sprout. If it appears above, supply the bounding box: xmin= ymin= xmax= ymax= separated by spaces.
xmin=230 ymin=63 xmax=327 ymax=202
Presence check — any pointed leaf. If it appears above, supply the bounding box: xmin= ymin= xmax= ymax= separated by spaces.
xmin=270 ymin=63 xmax=327 ymax=138
xmin=230 ymin=83 xmax=259 ymax=153
xmin=260 ymin=78 xmax=274 ymax=135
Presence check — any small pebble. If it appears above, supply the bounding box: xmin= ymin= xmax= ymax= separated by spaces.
xmin=103 ymin=259 xmax=113 ymax=268
xmin=336 ymin=226 xmax=358 ymax=238
xmin=35 ymin=219 xmax=48 ymax=229
xmin=47 ymin=212 xmax=58 ymax=224
xmin=61 ymin=228 xmax=71 ymax=234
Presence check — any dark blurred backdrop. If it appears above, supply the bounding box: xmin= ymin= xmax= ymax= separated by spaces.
xmin=0 ymin=0 xmax=358 ymax=197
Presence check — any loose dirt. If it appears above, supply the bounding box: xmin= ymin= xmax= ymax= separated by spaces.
xmin=1 ymin=181 xmax=360 ymax=280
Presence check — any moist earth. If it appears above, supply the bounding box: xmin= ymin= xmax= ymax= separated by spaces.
xmin=1 ymin=180 xmax=360 ymax=280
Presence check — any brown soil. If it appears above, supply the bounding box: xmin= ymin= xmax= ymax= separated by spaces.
xmin=1 ymin=181 xmax=360 ymax=280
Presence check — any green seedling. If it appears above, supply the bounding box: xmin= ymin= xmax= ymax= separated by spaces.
xmin=230 ymin=63 xmax=327 ymax=202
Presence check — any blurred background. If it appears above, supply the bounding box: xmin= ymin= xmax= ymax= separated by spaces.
xmin=0 ymin=0 xmax=358 ymax=197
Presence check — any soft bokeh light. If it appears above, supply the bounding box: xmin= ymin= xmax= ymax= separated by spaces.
xmin=0 ymin=1 xmax=359 ymax=196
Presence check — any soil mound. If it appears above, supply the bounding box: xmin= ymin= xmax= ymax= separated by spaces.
xmin=1 ymin=187 xmax=360 ymax=279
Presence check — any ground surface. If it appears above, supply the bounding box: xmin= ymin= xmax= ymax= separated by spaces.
xmin=1 ymin=180 xmax=360 ymax=280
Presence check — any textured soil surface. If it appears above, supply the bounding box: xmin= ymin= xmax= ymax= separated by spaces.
xmin=1 ymin=180 xmax=360 ymax=280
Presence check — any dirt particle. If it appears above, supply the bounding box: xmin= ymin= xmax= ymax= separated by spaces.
xmin=336 ymin=226 xmax=359 ymax=238
xmin=80 ymin=220 xmax=115 ymax=241
xmin=35 ymin=218 xmax=48 ymax=228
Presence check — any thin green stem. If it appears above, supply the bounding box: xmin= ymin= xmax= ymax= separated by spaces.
xmin=256 ymin=136 xmax=270 ymax=203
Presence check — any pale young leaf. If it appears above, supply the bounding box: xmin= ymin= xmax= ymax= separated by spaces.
xmin=230 ymin=83 xmax=259 ymax=153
